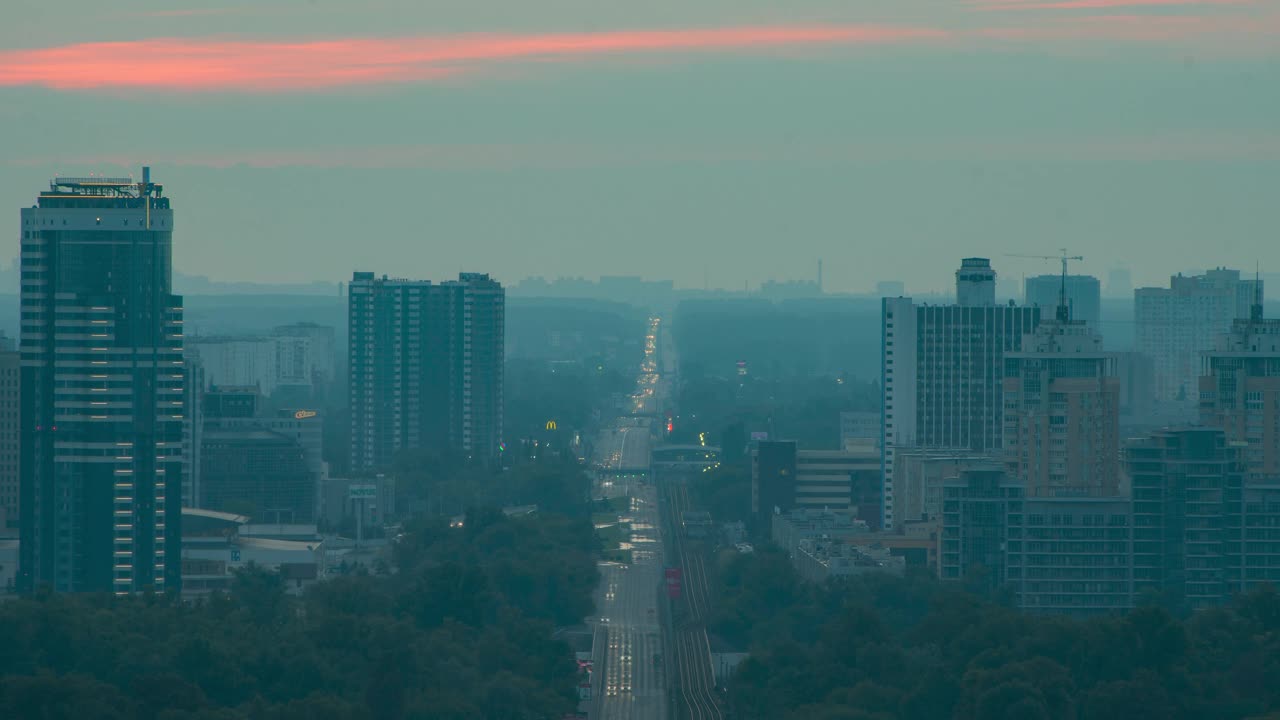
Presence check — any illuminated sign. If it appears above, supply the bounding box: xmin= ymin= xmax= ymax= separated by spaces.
xmin=546 ymin=420 xmax=557 ymax=430
xmin=294 ymin=410 xmax=318 ymax=420
xmin=349 ymin=484 xmax=377 ymax=500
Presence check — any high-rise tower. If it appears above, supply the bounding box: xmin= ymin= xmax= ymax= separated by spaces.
xmin=1199 ymin=279 xmax=1280 ymax=483
xmin=1003 ymin=297 xmax=1119 ymax=498
xmin=19 ymin=170 xmax=185 ymax=594
xmin=881 ymin=257 xmax=1040 ymax=528
xmin=348 ymin=272 xmax=504 ymax=472
xmin=1136 ymin=268 xmax=1262 ymax=408
xmin=956 ymin=257 xmax=996 ymax=306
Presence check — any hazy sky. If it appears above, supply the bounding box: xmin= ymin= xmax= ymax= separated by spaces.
xmin=2 ymin=0 xmax=1277 ymax=293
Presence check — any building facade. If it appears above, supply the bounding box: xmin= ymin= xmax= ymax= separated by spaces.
xmin=938 ymin=428 xmax=1280 ymax=614
xmin=796 ymin=448 xmax=881 ymax=525
xmin=751 ymin=442 xmax=879 ymax=525
xmin=839 ymin=410 xmax=880 ymax=450
xmin=1136 ymin=268 xmax=1262 ymax=407
xmin=1003 ymin=310 xmax=1120 ymax=498
xmin=1024 ymin=274 xmax=1101 ymax=331
xmin=881 ymin=259 xmax=1041 ymax=529
xmin=1127 ymin=428 xmax=1247 ymax=609
xmin=19 ymin=171 xmax=185 ymax=593
xmin=751 ymin=440 xmax=797 ymax=519
xmin=0 ymin=348 xmax=18 ymax=529
xmin=941 ymin=466 xmax=1132 ymax=615
xmin=187 ymin=336 xmax=278 ymax=394
xmin=198 ymin=387 xmax=326 ymax=523
xmin=1200 ymin=298 xmax=1280 ymax=483
xmin=956 ymin=257 xmax=996 ymax=306
xmin=348 ymin=272 xmax=505 ymax=471
xmin=891 ymin=448 xmax=996 ymax=531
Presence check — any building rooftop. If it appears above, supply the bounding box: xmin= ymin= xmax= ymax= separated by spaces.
xmin=183 ymin=507 xmax=250 ymax=525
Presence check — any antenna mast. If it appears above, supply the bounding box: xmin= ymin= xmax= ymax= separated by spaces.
xmin=1254 ymin=262 xmax=1264 ymax=323
xmin=1003 ymin=249 xmax=1084 ymax=323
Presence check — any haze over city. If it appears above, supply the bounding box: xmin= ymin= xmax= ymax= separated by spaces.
xmin=3 ymin=2 xmax=1280 ymax=720
xmin=3 ymin=0 xmax=1278 ymax=291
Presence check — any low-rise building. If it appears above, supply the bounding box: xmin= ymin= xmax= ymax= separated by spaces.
xmin=771 ymin=508 xmax=869 ymax=559
xmin=180 ymin=508 xmax=325 ymax=598
xmin=752 ymin=441 xmax=880 ymax=526
xmin=794 ymin=539 xmax=905 ymax=582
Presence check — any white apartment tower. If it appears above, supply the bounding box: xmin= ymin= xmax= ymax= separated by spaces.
xmin=880 ymin=259 xmax=1040 ymax=528
xmin=1136 ymin=268 xmax=1262 ymax=408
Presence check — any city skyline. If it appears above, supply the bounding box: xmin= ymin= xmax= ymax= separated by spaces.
xmin=2 ymin=0 xmax=1278 ymax=291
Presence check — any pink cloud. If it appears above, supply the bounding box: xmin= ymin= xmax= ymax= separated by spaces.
xmin=973 ymin=0 xmax=1252 ymax=10
xmin=0 ymin=25 xmax=945 ymax=93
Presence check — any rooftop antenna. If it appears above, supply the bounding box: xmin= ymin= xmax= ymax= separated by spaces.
xmin=817 ymin=259 xmax=823 ymax=293
xmin=1253 ymin=262 xmax=1264 ymax=323
xmin=1005 ymin=249 xmax=1083 ymax=323
xmin=140 ymin=166 xmax=151 ymax=229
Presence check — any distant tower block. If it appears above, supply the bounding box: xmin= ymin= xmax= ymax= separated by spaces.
xmin=956 ymin=258 xmax=997 ymax=306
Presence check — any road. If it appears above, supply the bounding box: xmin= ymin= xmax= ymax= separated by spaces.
xmin=590 ymin=317 xmax=668 ymax=720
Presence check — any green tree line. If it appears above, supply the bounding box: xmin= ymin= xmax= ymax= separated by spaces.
xmin=714 ymin=546 xmax=1280 ymax=720
xmin=0 ymin=510 xmax=599 ymax=720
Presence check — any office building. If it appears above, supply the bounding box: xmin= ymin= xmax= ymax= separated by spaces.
xmin=798 ymin=447 xmax=881 ymax=525
xmin=751 ymin=440 xmax=797 ymax=518
xmin=1003 ymin=302 xmax=1120 ymax=498
xmin=199 ymin=387 xmax=326 ymax=523
xmin=349 ymin=272 xmax=505 ymax=471
xmin=1128 ymin=428 xmax=1246 ymax=609
xmin=19 ymin=170 xmax=184 ymax=594
xmin=1024 ymin=274 xmax=1101 ymax=330
xmin=200 ymin=429 xmax=314 ymax=524
xmin=0 ymin=348 xmax=18 ymax=529
xmin=751 ymin=442 xmax=880 ymax=525
xmin=1135 ymin=268 xmax=1262 ymax=407
xmin=881 ymin=258 xmax=1041 ymax=528
xmin=1200 ymin=292 xmax=1280 ymax=482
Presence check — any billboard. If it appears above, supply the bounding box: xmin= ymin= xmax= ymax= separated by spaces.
xmin=664 ymin=566 xmax=682 ymax=599
xmin=349 ymin=484 xmax=377 ymax=500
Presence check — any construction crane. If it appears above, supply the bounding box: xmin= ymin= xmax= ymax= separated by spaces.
xmin=1005 ymin=249 xmax=1083 ymax=322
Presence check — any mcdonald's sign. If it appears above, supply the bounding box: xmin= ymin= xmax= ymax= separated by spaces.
xmin=545 ymin=420 xmax=557 ymax=431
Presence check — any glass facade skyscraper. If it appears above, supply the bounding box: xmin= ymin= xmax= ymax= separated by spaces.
xmin=18 ymin=170 xmax=185 ymax=594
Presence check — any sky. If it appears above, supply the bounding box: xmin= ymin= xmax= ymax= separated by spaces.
xmin=1 ymin=0 xmax=1278 ymax=294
